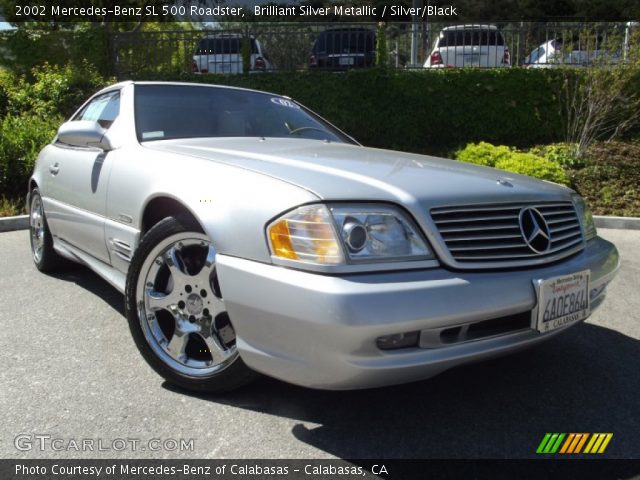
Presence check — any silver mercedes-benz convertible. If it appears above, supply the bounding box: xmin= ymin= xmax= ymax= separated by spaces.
xmin=28 ymin=81 xmax=619 ymax=391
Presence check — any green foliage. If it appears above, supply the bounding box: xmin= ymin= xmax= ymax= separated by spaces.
xmin=455 ymin=142 xmax=514 ymax=167
xmin=0 ymin=27 xmax=111 ymax=77
xmin=0 ymin=80 xmax=7 ymax=118
xmin=0 ymin=196 xmax=24 ymax=217
xmin=0 ymin=114 xmax=62 ymax=198
xmin=456 ymin=141 xmax=570 ymax=184
xmin=241 ymin=37 xmax=251 ymax=73
xmin=529 ymin=143 xmax=585 ymax=169
xmin=0 ymin=62 xmax=108 ymax=200
xmin=570 ymin=142 xmax=640 ymax=216
xmin=0 ymin=62 xmax=109 ymax=118
xmin=495 ymin=152 xmax=569 ymax=185
xmin=375 ymin=23 xmax=388 ymax=68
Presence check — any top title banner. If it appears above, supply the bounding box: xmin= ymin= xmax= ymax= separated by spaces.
xmin=9 ymin=3 xmax=460 ymax=22
xmin=4 ymin=0 xmax=637 ymax=22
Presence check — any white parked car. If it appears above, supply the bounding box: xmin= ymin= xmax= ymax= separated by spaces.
xmin=192 ymin=34 xmax=272 ymax=74
xmin=525 ymin=39 xmax=620 ymax=68
xmin=424 ymin=24 xmax=511 ymax=68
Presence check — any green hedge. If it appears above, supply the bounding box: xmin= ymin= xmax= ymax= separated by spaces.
xmin=569 ymin=142 xmax=640 ymax=217
xmin=131 ymin=68 xmax=572 ymax=155
xmin=455 ymin=142 xmax=569 ymax=185
xmin=0 ymin=64 xmax=108 ymax=199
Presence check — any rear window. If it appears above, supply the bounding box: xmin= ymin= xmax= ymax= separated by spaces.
xmin=314 ymin=30 xmax=375 ymax=54
xmin=438 ymin=29 xmax=505 ymax=47
xmin=195 ymin=37 xmax=258 ymax=55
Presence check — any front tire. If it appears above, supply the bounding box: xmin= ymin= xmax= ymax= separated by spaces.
xmin=125 ymin=216 xmax=257 ymax=392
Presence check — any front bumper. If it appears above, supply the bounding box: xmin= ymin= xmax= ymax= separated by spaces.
xmin=216 ymin=236 xmax=619 ymax=390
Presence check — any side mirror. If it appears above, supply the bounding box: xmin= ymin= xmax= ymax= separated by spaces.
xmin=57 ymin=121 xmax=113 ymax=151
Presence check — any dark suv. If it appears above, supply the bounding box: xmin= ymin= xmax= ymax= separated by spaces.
xmin=309 ymin=28 xmax=376 ymax=70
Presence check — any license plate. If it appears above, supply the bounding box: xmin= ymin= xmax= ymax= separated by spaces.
xmin=463 ymin=54 xmax=480 ymax=62
xmin=213 ymin=63 xmax=232 ymax=73
xmin=339 ymin=57 xmax=355 ymax=66
xmin=535 ymin=270 xmax=590 ymax=333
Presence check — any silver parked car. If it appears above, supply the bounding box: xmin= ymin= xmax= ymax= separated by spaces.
xmin=28 ymin=82 xmax=618 ymax=392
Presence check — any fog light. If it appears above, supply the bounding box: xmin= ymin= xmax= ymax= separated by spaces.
xmin=376 ymin=331 xmax=420 ymax=350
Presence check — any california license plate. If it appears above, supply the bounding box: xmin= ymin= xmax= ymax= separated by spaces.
xmin=535 ymin=270 xmax=590 ymax=333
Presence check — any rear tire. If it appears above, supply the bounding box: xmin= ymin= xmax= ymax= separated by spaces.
xmin=125 ymin=215 xmax=257 ymax=392
xmin=29 ymin=189 xmax=66 ymax=272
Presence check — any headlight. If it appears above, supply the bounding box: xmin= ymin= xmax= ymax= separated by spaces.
xmin=267 ymin=203 xmax=433 ymax=266
xmin=572 ymin=194 xmax=597 ymax=240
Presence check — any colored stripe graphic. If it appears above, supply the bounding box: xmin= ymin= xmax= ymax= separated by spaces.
xmin=584 ymin=433 xmax=614 ymax=454
xmin=536 ymin=433 xmax=565 ymax=454
xmin=537 ymin=433 xmax=613 ymax=454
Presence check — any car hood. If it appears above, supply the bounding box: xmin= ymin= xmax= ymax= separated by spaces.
xmin=145 ymin=137 xmax=572 ymax=207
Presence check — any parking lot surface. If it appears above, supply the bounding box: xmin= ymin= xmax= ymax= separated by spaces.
xmin=1 ymin=229 xmax=638 ymax=459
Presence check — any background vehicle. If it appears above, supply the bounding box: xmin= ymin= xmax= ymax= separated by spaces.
xmin=424 ymin=24 xmax=511 ymax=68
xmin=192 ymin=34 xmax=272 ymax=74
xmin=524 ymin=38 xmax=620 ymax=68
xmin=309 ymin=27 xmax=376 ymax=70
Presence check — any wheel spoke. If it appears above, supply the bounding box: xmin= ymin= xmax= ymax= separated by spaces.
xmin=200 ymin=330 xmax=231 ymax=364
xmin=210 ymin=295 xmax=226 ymax=316
xmin=167 ymin=330 xmax=190 ymax=361
xmin=146 ymin=289 xmax=180 ymax=312
xmin=164 ymin=246 xmax=190 ymax=285
xmin=194 ymin=244 xmax=217 ymax=282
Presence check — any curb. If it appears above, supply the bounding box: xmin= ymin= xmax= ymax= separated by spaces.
xmin=0 ymin=215 xmax=29 ymax=232
xmin=594 ymin=215 xmax=640 ymax=231
xmin=1 ymin=215 xmax=640 ymax=232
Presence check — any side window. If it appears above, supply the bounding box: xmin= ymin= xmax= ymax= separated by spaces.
xmin=74 ymin=91 xmax=120 ymax=129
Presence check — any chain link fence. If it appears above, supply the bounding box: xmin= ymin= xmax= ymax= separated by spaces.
xmin=111 ymin=21 xmax=638 ymax=77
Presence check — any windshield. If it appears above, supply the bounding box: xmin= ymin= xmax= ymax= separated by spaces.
xmin=134 ymin=85 xmax=353 ymax=143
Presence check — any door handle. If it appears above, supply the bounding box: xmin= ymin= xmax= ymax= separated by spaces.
xmin=49 ymin=163 xmax=60 ymax=175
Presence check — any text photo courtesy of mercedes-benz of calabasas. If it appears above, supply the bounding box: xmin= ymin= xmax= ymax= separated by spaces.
xmin=28 ymin=81 xmax=619 ymax=392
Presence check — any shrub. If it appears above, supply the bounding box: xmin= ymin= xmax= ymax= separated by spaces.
xmin=0 ymin=114 xmax=62 ymax=199
xmin=0 ymin=62 xmax=109 ymax=119
xmin=456 ymin=142 xmax=570 ymax=185
xmin=495 ymin=152 xmax=570 ymax=185
xmin=570 ymin=142 xmax=640 ymax=216
xmin=529 ymin=143 xmax=585 ymax=169
xmin=455 ymin=142 xmax=514 ymax=167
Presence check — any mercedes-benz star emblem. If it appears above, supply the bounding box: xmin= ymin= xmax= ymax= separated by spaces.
xmin=519 ymin=207 xmax=551 ymax=253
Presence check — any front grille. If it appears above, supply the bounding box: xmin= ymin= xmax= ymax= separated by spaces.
xmin=430 ymin=202 xmax=583 ymax=265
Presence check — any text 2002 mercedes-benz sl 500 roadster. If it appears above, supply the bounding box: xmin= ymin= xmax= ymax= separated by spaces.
xmin=28 ymin=81 xmax=619 ymax=391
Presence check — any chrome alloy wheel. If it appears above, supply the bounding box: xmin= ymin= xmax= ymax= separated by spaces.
xmin=136 ymin=233 xmax=237 ymax=376
xmin=30 ymin=194 xmax=45 ymax=263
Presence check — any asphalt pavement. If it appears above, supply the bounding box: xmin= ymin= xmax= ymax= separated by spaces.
xmin=0 ymin=229 xmax=638 ymax=459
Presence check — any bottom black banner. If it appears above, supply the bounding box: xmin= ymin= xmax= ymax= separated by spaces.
xmin=3 ymin=459 xmax=640 ymax=480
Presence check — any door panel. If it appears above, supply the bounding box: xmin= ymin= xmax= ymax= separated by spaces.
xmin=45 ymin=145 xmax=112 ymax=263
